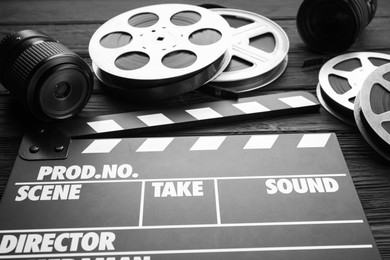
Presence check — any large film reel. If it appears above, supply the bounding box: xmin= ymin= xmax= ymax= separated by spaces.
xmin=354 ymin=63 xmax=390 ymax=161
xmin=317 ymin=52 xmax=390 ymax=124
xmin=205 ymin=8 xmax=289 ymax=95
xmin=89 ymin=4 xmax=232 ymax=100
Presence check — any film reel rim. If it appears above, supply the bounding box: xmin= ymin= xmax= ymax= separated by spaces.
xmin=92 ymin=46 xmax=231 ymax=100
xmin=89 ymin=4 xmax=232 ymax=81
xmin=211 ymin=8 xmax=289 ymax=83
xmin=207 ymin=55 xmax=288 ymax=94
xmin=316 ymin=83 xmax=355 ymax=125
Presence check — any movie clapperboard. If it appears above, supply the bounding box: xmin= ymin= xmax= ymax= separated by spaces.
xmin=0 ymin=91 xmax=382 ymax=260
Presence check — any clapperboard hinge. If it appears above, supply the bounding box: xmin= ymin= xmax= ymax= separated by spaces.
xmin=19 ymin=126 xmax=70 ymax=161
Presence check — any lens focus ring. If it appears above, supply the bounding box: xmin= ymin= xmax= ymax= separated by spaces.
xmin=9 ymin=41 xmax=73 ymax=94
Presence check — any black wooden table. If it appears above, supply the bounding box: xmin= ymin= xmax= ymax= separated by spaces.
xmin=0 ymin=0 xmax=389 ymax=258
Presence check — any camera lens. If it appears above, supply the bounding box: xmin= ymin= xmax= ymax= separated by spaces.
xmin=297 ymin=0 xmax=377 ymax=54
xmin=0 ymin=30 xmax=93 ymax=121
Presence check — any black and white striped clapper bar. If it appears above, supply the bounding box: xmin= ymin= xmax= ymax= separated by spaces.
xmin=0 ymin=91 xmax=382 ymax=259
xmin=57 ymin=91 xmax=320 ymax=138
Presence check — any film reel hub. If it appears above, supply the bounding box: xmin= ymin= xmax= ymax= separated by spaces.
xmin=89 ymin=4 xmax=232 ymax=99
xmin=137 ymin=27 xmax=179 ymax=51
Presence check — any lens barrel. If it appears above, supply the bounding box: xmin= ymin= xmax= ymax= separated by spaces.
xmin=0 ymin=30 xmax=93 ymax=121
xmin=297 ymin=0 xmax=377 ymax=54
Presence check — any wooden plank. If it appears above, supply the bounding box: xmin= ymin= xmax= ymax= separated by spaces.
xmin=0 ymin=0 xmax=325 ymax=24
xmin=1 ymin=0 xmax=389 ymax=24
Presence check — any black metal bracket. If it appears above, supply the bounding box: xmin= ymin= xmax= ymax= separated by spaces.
xmin=18 ymin=126 xmax=70 ymax=161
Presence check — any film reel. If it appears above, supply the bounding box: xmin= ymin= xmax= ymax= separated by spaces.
xmin=317 ymin=52 xmax=390 ymax=124
xmin=354 ymin=63 xmax=390 ymax=161
xmin=205 ymin=8 xmax=289 ymax=94
xmin=89 ymin=4 xmax=232 ymax=100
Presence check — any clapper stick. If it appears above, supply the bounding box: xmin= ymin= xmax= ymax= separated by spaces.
xmin=59 ymin=91 xmax=319 ymax=138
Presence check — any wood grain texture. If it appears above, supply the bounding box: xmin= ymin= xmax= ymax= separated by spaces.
xmin=1 ymin=0 xmax=389 ymax=24
xmin=0 ymin=0 xmax=389 ymax=258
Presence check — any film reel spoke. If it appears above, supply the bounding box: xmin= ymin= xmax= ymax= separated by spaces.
xmin=328 ymin=69 xmax=353 ymax=81
xmin=231 ymin=23 xmax=276 ymax=62
xmin=233 ymin=22 xmax=269 ymax=41
xmin=379 ymin=111 xmax=390 ymax=123
xmin=360 ymin=55 xmax=376 ymax=68
xmin=343 ymin=86 xmax=359 ymax=100
xmin=378 ymin=78 xmax=390 ymax=93
xmin=233 ymin=44 xmax=270 ymax=64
